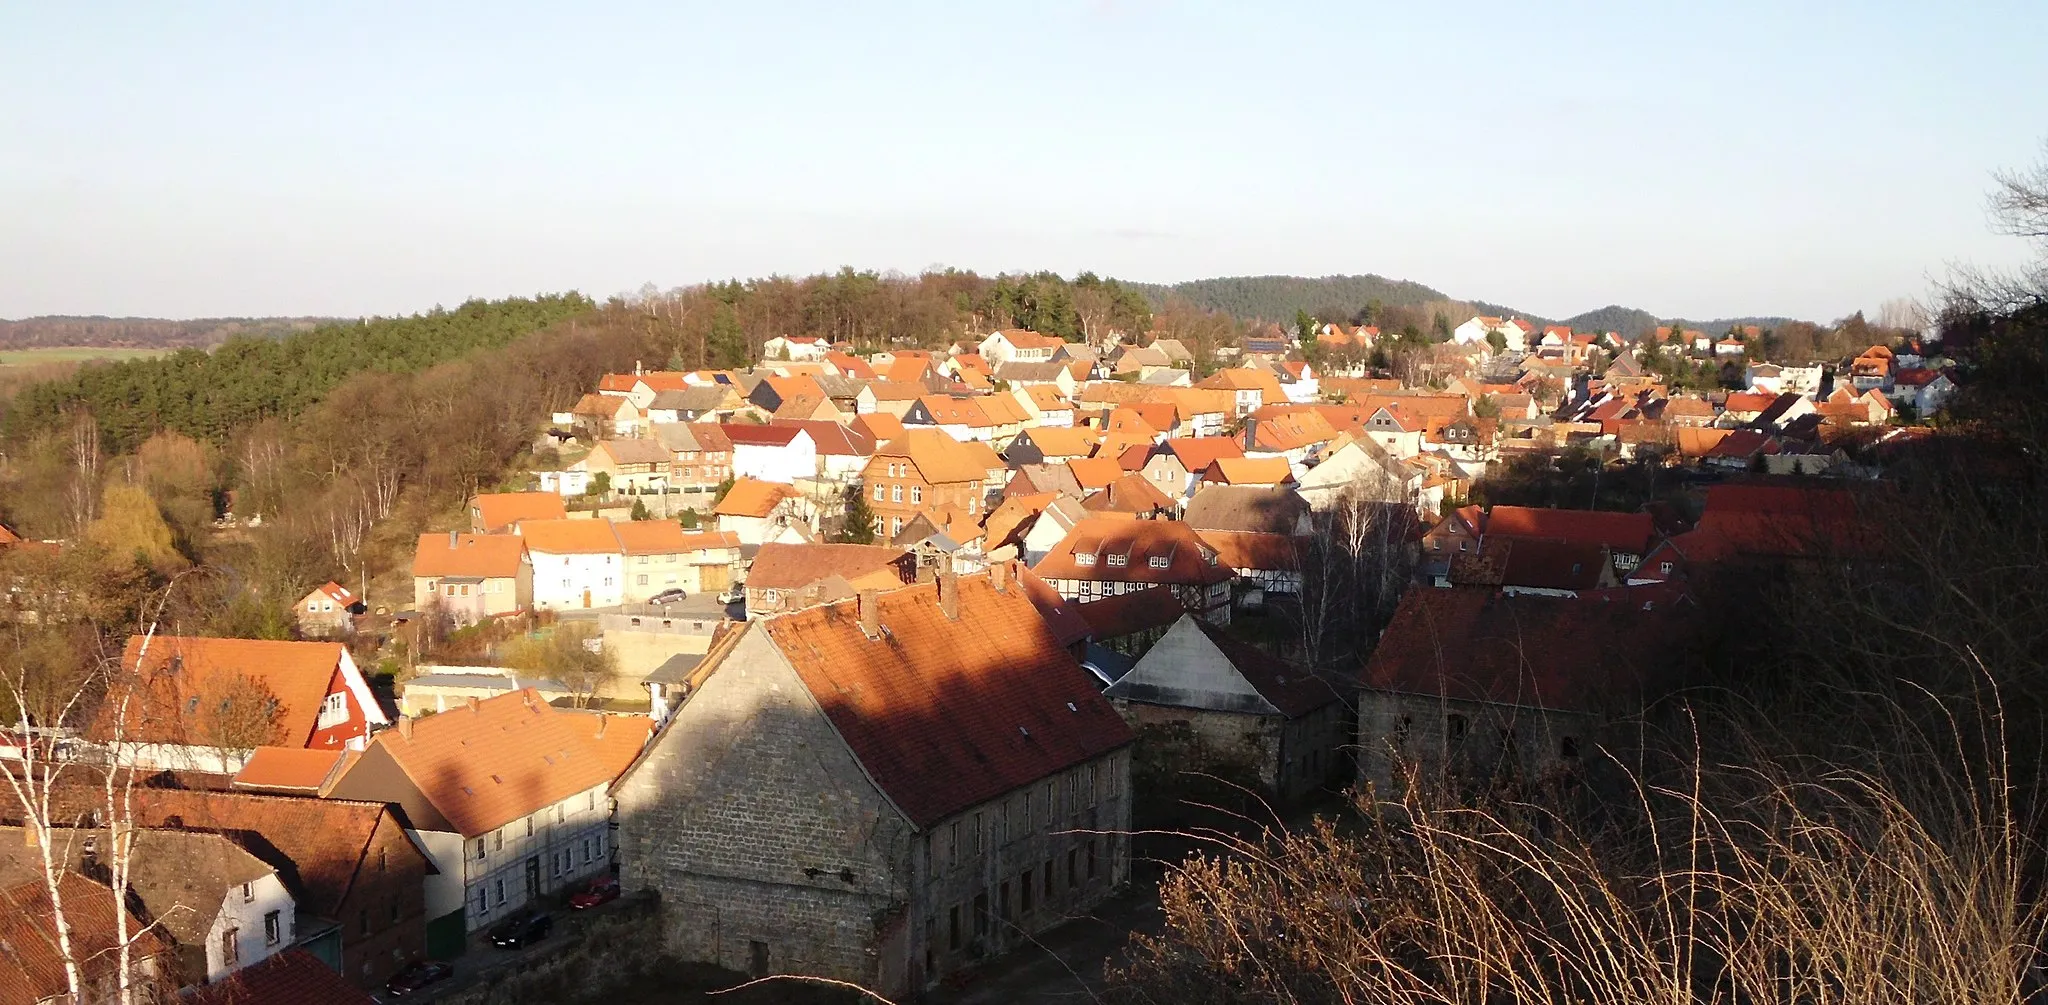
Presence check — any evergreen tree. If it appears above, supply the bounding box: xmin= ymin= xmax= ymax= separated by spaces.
xmin=836 ymin=484 xmax=877 ymax=544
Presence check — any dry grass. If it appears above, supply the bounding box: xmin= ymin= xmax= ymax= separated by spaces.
xmin=1111 ymin=698 xmax=2045 ymax=1005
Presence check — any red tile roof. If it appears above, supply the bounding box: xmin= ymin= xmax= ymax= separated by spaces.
xmin=185 ymin=948 xmax=378 ymax=1005
xmin=1204 ymin=456 xmax=1295 ymax=486
xmin=1161 ymin=437 xmax=1244 ymax=472
xmin=233 ymin=747 xmax=347 ymax=793
xmin=93 ymin=637 xmax=351 ymax=747
xmin=517 ymin=518 xmax=623 ymax=555
xmin=1484 ymin=506 xmax=1654 ymax=554
xmin=471 ymin=492 xmax=567 ymax=531
xmin=1082 ymin=473 xmax=1179 ymax=515
xmin=747 ymin=543 xmax=912 ymax=590
xmin=413 ymin=532 xmax=527 ymax=579
xmin=773 ymin=420 xmax=876 ymax=456
xmin=128 ymin=787 xmax=408 ymax=919
xmin=1197 ymin=530 xmax=1300 ymax=571
xmin=1033 ymin=517 xmax=1231 ymax=586
xmin=757 ymin=575 xmax=1133 ymax=827
xmin=0 ymin=874 xmax=169 ymax=1005
xmin=1015 ymin=564 xmax=1092 ymax=648
xmin=713 ymin=477 xmax=801 ymax=518
xmin=1361 ymin=588 xmax=1687 ymax=712
xmin=872 ymin=428 xmax=986 ymax=485
xmin=365 ymin=688 xmax=633 ymax=836
xmin=720 ymin=423 xmax=804 ymax=447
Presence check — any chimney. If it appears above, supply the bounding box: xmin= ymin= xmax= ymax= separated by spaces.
xmin=448 ymin=530 xmax=458 ymax=548
xmin=468 ymin=697 xmax=481 ymax=714
xmin=398 ymin=715 xmax=413 ymax=740
xmin=937 ymin=570 xmax=960 ymax=621
xmin=857 ymin=590 xmax=881 ymax=638
xmin=595 ymin=716 xmax=608 ymax=738
xmin=990 ymin=561 xmax=1009 ymax=592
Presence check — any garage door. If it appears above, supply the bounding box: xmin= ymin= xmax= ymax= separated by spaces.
xmin=698 ymin=564 xmax=730 ymax=591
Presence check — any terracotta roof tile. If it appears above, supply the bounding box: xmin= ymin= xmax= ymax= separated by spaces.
xmin=92 ymin=637 xmax=353 ymax=748
xmin=713 ymin=477 xmax=802 ymax=518
xmin=758 ymin=575 xmax=1131 ymax=827
xmin=1361 ymin=588 xmax=1688 ymax=712
xmin=1205 ymin=456 xmax=1295 ymax=485
xmin=413 ymin=532 xmax=527 ymax=579
xmin=1032 ymin=517 xmax=1230 ymax=586
xmin=0 ymin=874 xmax=169 ymax=1005
xmin=1073 ymin=584 xmax=1188 ymax=640
xmin=747 ymin=543 xmax=913 ymax=590
xmin=470 ymin=492 xmax=567 ymax=531
xmin=516 ymin=518 xmax=623 ymax=555
xmin=127 ymin=788 xmax=407 ymax=920
xmin=1081 ymin=473 xmax=1178 ymax=515
xmin=1484 ymin=506 xmax=1653 ymax=554
xmin=369 ymin=688 xmax=631 ymax=837
xmin=233 ymin=747 xmax=347 ymax=793
xmin=1197 ymin=530 xmax=1300 ymax=571
xmin=1162 ymin=436 xmax=1244 ymax=472
xmin=186 ymin=948 xmax=378 ymax=1005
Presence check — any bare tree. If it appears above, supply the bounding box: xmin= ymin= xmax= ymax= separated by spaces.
xmin=67 ymin=412 xmax=101 ymax=537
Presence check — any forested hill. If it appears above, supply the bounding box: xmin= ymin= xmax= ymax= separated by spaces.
xmin=0 ymin=315 xmax=330 ymax=350
xmin=1560 ymin=304 xmax=1803 ymax=338
xmin=1129 ymin=274 xmax=1534 ymax=325
xmin=0 ymin=294 xmax=594 ymax=453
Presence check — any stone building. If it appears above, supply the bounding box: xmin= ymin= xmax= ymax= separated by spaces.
xmin=1104 ymin=614 xmax=1346 ymax=803
xmin=1356 ymin=586 xmax=1687 ymax=793
xmin=613 ymin=570 xmax=1134 ymax=999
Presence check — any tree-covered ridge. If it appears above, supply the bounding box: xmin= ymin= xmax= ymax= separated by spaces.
xmin=1128 ymin=274 xmax=1532 ymax=325
xmin=0 ymin=294 xmax=594 ymax=453
xmin=1560 ymin=304 xmax=1803 ymax=339
xmin=0 ymin=315 xmax=331 ymax=350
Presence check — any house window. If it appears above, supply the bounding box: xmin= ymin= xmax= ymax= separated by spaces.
xmin=891 ymin=485 xmax=903 ymax=503
xmin=1067 ymin=849 xmax=1078 ymax=889
xmin=222 ymin=928 xmax=240 ymax=966
xmin=1075 ymin=553 xmax=1095 ymax=567
xmin=1660 ymin=561 xmax=1675 ymax=575
xmin=242 ymin=882 xmax=254 ymax=903
xmin=1107 ymin=554 xmax=1127 ymax=567
xmin=475 ymin=886 xmax=488 ymax=916
xmin=493 ymin=831 xmax=503 ymax=852
xmin=911 ymin=486 xmax=923 ymax=504
xmin=890 ymin=518 xmax=903 ymax=535
xmin=358 ymin=908 xmax=369 ymax=936
xmin=1561 ymin=736 xmax=1580 ymax=759
xmin=493 ymin=879 xmax=505 ymax=906
xmin=637 ymin=574 xmax=649 ymax=586
xmin=948 ymin=905 xmax=961 ymax=950
xmin=1148 ymin=556 xmax=1168 ymax=569
xmin=873 ymin=484 xmax=885 ymax=501
xmin=265 ymin=911 xmax=283 ymax=946
xmin=1021 ymin=870 xmax=1033 ymax=914
xmin=1447 ymin=714 xmax=1468 ymax=740
xmin=474 ymin=838 xmax=487 ymax=860
xmin=583 ymin=838 xmax=592 ymax=865
xmin=1043 ymin=860 xmax=1055 ymax=899
xmin=1087 ymin=839 xmax=1098 ymax=879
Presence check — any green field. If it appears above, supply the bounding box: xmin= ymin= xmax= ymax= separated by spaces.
xmin=0 ymin=347 xmax=174 ymax=367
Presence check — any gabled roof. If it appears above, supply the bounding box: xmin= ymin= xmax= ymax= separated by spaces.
xmin=988 ymin=328 xmax=1065 ymax=350
xmin=1011 ymin=426 xmax=1097 ymax=460
xmin=233 ymin=747 xmax=348 ymax=793
xmin=647 ymin=386 xmax=736 ymax=412
xmin=1082 ymin=473 xmax=1178 ymax=515
xmin=746 ymin=543 xmax=912 ymax=590
xmin=414 ymin=532 xmax=527 ymax=579
xmin=1198 ymin=368 xmax=1286 ymax=399
xmin=517 ymin=518 xmax=623 ymax=555
xmin=1033 ymin=517 xmax=1230 ymax=586
xmin=593 ymin=438 xmax=673 ymax=466
xmin=772 ymin=420 xmax=875 ymax=456
xmin=649 ymin=422 xmax=732 ymax=454
xmin=93 ymin=637 xmax=352 ymax=747
xmin=365 ymin=688 xmax=636 ymax=836
xmin=0 ymin=873 xmax=171 ymax=1005
xmin=753 ymin=575 xmax=1132 ymax=827
xmin=1204 ymin=456 xmax=1296 ymax=486
xmin=1484 ymin=506 xmax=1654 ymax=554
xmin=1108 ymin=615 xmax=1338 ymax=718
xmin=873 ymin=428 xmax=985 ymax=485
xmin=1361 ymin=588 xmax=1686 ymax=713
xmin=714 ymin=477 xmax=803 ymax=518
xmin=128 ymin=788 xmax=412 ymax=920
xmin=719 ymin=423 xmax=804 ymax=447
xmin=308 ymin=581 xmax=358 ymax=607
xmin=471 ymin=492 xmax=567 ymax=530
xmin=1182 ymin=486 xmax=1309 ymax=534
xmin=1159 ymin=436 xmax=1244 ymax=473
xmin=1016 ymin=564 xmax=1092 ymax=648
xmin=613 ymin=519 xmax=698 ymax=556
xmin=851 ymin=411 xmax=906 ymax=442
xmin=1197 ymin=530 xmax=1300 ymax=571
xmin=1068 ymin=456 xmax=1124 ymax=490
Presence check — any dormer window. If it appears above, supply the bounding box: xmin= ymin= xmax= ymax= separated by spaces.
xmin=1075 ymin=553 xmax=1096 ymax=567
xmin=1148 ymin=555 xmax=1169 ymax=569
xmin=1106 ymin=554 xmax=1127 ymax=568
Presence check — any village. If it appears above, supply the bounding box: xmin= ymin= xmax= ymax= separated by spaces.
xmin=0 ymin=315 xmax=1952 ymax=1003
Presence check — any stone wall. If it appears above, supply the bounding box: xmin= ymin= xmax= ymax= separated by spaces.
xmin=1356 ymin=690 xmax=1594 ymax=792
xmin=613 ymin=629 xmax=913 ymax=992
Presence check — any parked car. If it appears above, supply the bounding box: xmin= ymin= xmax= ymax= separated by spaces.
xmin=716 ymin=584 xmax=746 ymax=605
xmin=383 ymin=961 xmax=454 ymax=996
xmin=569 ymin=874 xmax=621 ymax=910
xmin=487 ymin=909 xmax=553 ymax=949
xmin=648 ymin=588 xmax=688 ymax=605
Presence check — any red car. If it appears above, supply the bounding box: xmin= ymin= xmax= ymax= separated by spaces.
xmin=569 ymin=875 xmax=620 ymax=910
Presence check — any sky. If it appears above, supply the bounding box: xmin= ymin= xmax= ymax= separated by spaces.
xmin=3 ymin=1 xmax=2045 ymax=323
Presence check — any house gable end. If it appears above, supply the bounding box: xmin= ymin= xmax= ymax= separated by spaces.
xmin=1104 ymin=616 xmax=1284 ymax=716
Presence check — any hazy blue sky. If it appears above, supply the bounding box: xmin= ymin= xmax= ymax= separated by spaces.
xmin=4 ymin=1 xmax=2044 ymax=322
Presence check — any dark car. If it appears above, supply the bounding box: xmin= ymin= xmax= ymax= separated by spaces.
xmin=569 ymin=874 xmax=621 ymax=910
xmin=487 ymin=909 xmax=552 ymax=949
xmin=383 ymin=961 xmax=453 ymax=996
xmin=649 ymin=588 xmax=688 ymax=605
